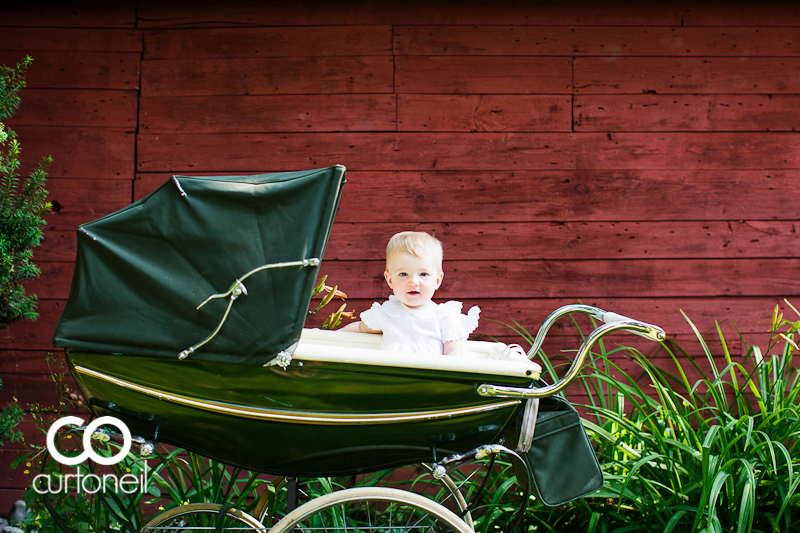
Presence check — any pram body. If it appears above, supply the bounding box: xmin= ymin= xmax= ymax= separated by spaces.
xmin=52 ymin=165 xmax=665 ymax=531
xmin=66 ymin=330 xmax=540 ymax=477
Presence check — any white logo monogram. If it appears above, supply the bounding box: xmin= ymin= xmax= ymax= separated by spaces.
xmin=46 ymin=416 xmax=132 ymax=466
xmin=34 ymin=416 xmax=149 ymax=495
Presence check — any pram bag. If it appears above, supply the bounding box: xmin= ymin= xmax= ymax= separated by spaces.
xmin=518 ymin=394 xmax=603 ymax=507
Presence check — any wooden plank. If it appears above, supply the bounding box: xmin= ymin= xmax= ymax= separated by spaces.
xmin=570 ymin=132 xmax=800 ymax=169
xmin=137 ymin=0 xmax=684 ymax=28
xmin=0 ymin=450 xmax=30 ymax=490
xmin=575 ymin=94 xmax=800 ymax=131
xmin=397 ymin=95 xmax=571 ymax=132
xmin=138 ymin=133 xmax=562 ymax=172
xmin=1 ymin=351 xmax=64 ymax=375
xmin=303 ymin=259 xmax=800 ymax=300
xmin=337 ymin=169 xmax=798 ymax=221
xmin=35 ymin=232 xmax=77 ymax=263
xmin=0 ymin=490 xmax=26 ymax=516
xmin=394 ymin=25 xmax=800 ymax=57
xmin=324 ymin=221 xmax=800 ymax=260
xmin=1 ymin=351 xmax=94 ymax=397
xmin=141 ymin=56 xmax=394 ymax=96
xmin=1 ymin=0 xmax=136 ymax=27
xmin=394 ymin=56 xmax=572 ymax=94
xmin=0 ymin=300 xmax=63 ymax=351
xmin=42 ymin=179 xmax=131 ymax=231
xmin=0 ymin=373 xmax=79 ymax=411
xmin=307 ymin=297 xmax=794 ymax=337
xmin=135 ymin=132 xmax=574 ymax=171
xmin=27 ymin=259 xmax=800 ymax=301
xmin=134 ymin=174 xmax=167 ymax=200
xmin=5 ymin=89 xmax=138 ymax=129
xmin=0 ymin=51 xmax=140 ymax=90
xmin=684 ymin=4 xmax=800 ymax=26
xmin=574 ymin=57 xmax=800 ymax=94
xmin=136 ymin=132 xmax=800 ymax=173
xmin=12 ymin=127 xmax=135 ymax=180
xmin=140 ymin=94 xmax=396 ymax=133
xmin=137 ymin=169 xmax=800 ymax=221
xmin=0 ymin=27 xmax=142 ymax=52
xmin=144 ymin=26 xmax=391 ymax=59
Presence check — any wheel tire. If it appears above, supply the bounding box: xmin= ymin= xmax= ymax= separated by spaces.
xmin=270 ymin=486 xmax=473 ymax=533
xmin=257 ymin=466 xmax=473 ymax=529
xmin=140 ymin=503 xmax=265 ymax=531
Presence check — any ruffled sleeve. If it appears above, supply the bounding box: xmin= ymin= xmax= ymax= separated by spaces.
xmin=439 ymin=304 xmax=481 ymax=343
xmin=359 ymin=301 xmax=385 ymax=332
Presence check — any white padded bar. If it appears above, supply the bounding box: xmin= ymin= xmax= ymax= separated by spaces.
xmin=295 ymin=329 xmax=541 ymax=379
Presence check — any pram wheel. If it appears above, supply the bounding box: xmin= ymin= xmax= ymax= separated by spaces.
xmin=140 ymin=503 xmax=265 ymax=531
xmin=270 ymin=487 xmax=472 ymax=533
xmin=255 ymin=465 xmax=473 ymax=529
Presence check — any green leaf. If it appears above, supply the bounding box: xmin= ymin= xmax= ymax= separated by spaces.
xmin=707 ymin=471 xmax=730 ymax=529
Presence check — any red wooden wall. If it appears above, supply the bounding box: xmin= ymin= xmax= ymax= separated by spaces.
xmin=1 ymin=0 xmax=799 ymax=509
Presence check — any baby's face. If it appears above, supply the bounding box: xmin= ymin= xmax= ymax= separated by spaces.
xmin=384 ymin=252 xmax=443 ymax=309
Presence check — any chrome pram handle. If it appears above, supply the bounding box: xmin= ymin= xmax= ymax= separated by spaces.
xmin=478 ymin=304 xmax=666 ymax=399
xmin=178 ymin=257 xmax=321 ymax=360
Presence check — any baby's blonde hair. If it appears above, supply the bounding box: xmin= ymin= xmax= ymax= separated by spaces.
xmin=386 ymin=232 xmax=443 ymax=272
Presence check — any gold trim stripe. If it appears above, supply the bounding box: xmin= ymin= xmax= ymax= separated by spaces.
xmin=75 ymin=366 xmax=520 ymax=426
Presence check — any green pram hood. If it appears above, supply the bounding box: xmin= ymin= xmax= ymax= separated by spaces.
xmin=53 ymin=166 xmax=346 ymax=366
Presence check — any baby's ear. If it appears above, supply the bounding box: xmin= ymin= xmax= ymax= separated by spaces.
xmin=384 ymin=270 xmax=393 ymax=287
xmin=436 ymin=271 xmax=444 ymax=288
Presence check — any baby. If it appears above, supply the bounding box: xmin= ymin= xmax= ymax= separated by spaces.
xmin=341 ymin=231 xmax=480 ymax=356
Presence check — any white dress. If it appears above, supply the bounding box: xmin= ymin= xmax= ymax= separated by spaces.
xmin=360 ymin=295 xmax=481 ymax=355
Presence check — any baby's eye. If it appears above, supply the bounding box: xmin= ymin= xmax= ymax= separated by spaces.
xmin=420 ymin=272 xmax=429 ymax=277
xmin=398 ymin=272 xmax=408 ymax=277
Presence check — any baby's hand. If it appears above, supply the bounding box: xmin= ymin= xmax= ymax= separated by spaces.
xmin=443 ymin=338 xmax=465 ymax=357
xmin=340 ymin=321 xmax=382 ymax=334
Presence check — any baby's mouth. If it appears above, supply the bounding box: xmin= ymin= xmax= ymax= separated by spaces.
xmin=408 ymin=291 xmax=420 ymax=295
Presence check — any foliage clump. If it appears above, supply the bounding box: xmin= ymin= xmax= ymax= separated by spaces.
xmin=0 ymin=55 xmax=51 ymax=330
xmin=308 ymin=274 xmax=355 ymax=329
xmin=0 ymin=56 xmax=50 ymax=448
xmin=516 ymin=301 xmax=800 ymax=533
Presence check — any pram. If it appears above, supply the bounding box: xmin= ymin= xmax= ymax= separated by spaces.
xmin=52 ymin=166 xmax=666 ymax=532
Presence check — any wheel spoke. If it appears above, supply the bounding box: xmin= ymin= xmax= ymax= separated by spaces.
xmin=271 ymin=487 xmax=472 ymax=533
xmin=141 ymin=503 xmax=265 ymax=532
